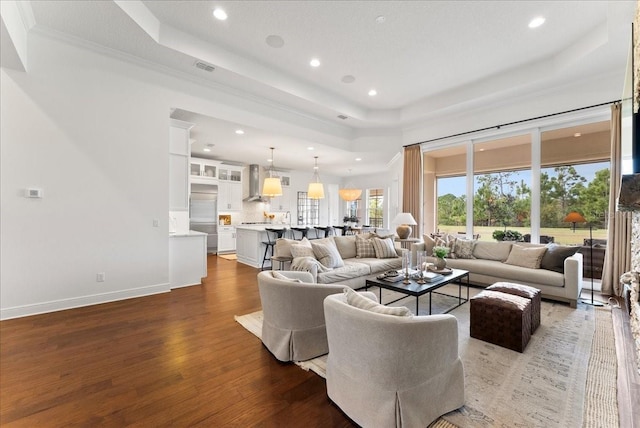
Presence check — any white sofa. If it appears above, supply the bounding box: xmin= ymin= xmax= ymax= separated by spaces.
xmin=274 ymin=234 xmax=404 ymax=289
xmin=412 ymin=238 xmax=583 ymax=308
xmin=324 ymin=291 xmax=465 ymax=427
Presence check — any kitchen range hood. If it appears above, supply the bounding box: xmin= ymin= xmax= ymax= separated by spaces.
xmin=244 ymin=164 xmax=269 ymax=203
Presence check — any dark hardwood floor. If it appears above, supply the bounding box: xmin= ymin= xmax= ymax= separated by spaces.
xmin=0 ymin=255 xmax=355 ymax=427
xmin=2 ymin=256 xmax=639 ymax=427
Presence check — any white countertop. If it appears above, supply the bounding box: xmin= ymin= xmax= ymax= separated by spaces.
xmin=169 ymin=230 xmax=208 ymax=237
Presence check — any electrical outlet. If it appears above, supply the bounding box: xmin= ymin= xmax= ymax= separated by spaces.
xmin=153 ymin=219 xmax=159 ymax=227
xmin=96 ymin=272 xmax=106 ymax=282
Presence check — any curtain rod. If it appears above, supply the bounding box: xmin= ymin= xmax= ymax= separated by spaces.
xmin=404 ymin=99 xmax=622 ymax=148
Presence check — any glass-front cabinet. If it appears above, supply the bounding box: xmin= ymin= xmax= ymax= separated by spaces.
xmin=190 ymin=158 xmax=218 ymax=180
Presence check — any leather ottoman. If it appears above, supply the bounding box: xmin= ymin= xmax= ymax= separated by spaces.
xmin=470 ymin=290 xmax=532 ymax=353
xmin=486 ymin=282 xmax=541 ymax=333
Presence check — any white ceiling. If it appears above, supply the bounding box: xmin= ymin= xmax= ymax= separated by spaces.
xmin=13 ymin=1 xmax=637 ymax=175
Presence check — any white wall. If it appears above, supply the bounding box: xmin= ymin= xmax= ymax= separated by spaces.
xmin=0 ymin=32 xmax=356 ymax=319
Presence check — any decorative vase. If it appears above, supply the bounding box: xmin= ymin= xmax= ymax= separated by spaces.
xmin=434 ymin=257 xmax=446 ymax=270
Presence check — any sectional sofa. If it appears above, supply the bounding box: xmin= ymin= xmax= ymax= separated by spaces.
xmin=411 ymin=236 xmax=583 ymax=308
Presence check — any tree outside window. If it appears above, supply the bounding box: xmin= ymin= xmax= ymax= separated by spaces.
xmin=367 ymin=189 xmax=384 ymax=228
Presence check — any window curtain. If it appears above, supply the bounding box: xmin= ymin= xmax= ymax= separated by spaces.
xmin=601 ymin=102 xmax=632 ymax=296
xmin=402 ymin=145 xmax=422 ymax=237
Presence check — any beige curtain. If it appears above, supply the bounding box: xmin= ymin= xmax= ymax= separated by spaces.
xmin=403 ymin=145 xmax=422 ymax=237
xmin=601 ymin=103 xmax=632 ymax=295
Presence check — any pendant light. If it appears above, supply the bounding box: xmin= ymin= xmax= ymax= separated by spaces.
xmin=307 ymin=156 xmax=325 ymax=199
xmin=262 ymin=147 xmax=283 ymax=197
xmin=339 ymin=169 xmax=362 ymax=201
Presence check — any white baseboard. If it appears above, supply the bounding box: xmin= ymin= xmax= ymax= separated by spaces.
xmin=0 ymin=283 xmax=171 ymax=320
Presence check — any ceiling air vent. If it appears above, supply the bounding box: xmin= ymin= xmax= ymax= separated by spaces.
xmin=337 ymin=114 xmax=348 ymax=120
xmin=194 ymin=61 xmax=215 ymax=72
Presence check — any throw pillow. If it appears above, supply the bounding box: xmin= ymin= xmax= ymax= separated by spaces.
xmin=274 ymin=238 xmax=297 ymax=258
xmin=311 ymin=241 xmax=345 ymax=268
xmin=504 ymin=245 xmax=548 ymax=269
xmin=371 ymin=237 xmax=398 ymax=258
xmin=271 ymin=271 xmax=302 ymax=283
xmin=290 ymin=244 xmax=315 ymax=258
xmin=454 ymin=238 xmax=476 ymax=259
xmin=435 ymin=235 xmax=457 ymax=258
xmin=344 ymin=288 xmax=412 ymax=317
xmin=540 ymin=244 xmax=580 ymax=273
xmin=422 ymin=234 xmax=437 ymax=254
xmin=355 ymin=235 xmax=376 ymax=258
xmin=472 ymin=241 xmax=513 ymax=261
xmin=333 ymin=235 xmax=357 ymax=259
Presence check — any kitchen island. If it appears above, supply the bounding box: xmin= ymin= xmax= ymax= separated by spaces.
xmin=235 ymin=224 xmax=289 ymax=269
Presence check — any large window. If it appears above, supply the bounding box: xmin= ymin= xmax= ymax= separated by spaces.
xmin=367 ymin=189 xmax=384 ymax=227
xmin=428 ymin=117 xmax=611 ymax=244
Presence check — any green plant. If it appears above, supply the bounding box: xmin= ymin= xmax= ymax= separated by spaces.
xmin=343 ymin=215 xmax=359 ymax=223
xmin=433 ymin=246 xmax=449 ymax=258
xmin=492 ymin=229 xmax=523 ymax=241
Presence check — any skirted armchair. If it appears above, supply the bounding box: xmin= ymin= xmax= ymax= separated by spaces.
xmin=323 ymin=292 xmax=465 ymax=428
xmin=256 ymin=270 xmax=345 ymax=362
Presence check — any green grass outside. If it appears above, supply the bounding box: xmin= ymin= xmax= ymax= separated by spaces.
xmin=437 ymin=225 xmax=607 ymax=245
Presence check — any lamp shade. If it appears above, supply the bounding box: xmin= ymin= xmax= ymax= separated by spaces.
xmin=338 ymin=188 xmax=362 ymax=201
xmin=562 ymin=212 xmax=587 ymax=223
xmin=308 ymin=182 xmax=325 ymax=199
xmin=262 ymin=177 xmax=282 ymax=197
xmin=392 ymin=212 xmax=417 ymax=239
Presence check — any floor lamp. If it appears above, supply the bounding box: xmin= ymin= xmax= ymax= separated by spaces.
xmin=563 ymin=212 xmax=604 ymax=307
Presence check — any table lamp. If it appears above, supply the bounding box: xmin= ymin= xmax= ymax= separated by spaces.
xmin=392 ymin=212 xmax=417 ymax=239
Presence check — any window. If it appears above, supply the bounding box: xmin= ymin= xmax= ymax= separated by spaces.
xmin=297 ymin=192 xmax=319 ymax=225
xmin=367 ymin=189 xmax=384 ymax=228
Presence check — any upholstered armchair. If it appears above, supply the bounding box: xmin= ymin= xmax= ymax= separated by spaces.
xmin=256 ymin=270 xmax=345 ymax=362
xmin=323 ymin=292 xmax=465 ymax=428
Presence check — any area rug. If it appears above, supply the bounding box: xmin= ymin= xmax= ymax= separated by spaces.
xmin=218 ymin=253 xmax=237 ymax=261
xmin=235 ymin=288 xmax=616 ymax=428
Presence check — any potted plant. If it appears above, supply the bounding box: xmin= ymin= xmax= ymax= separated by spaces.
xmin=432 ymin=246 xmax=449 ymax=270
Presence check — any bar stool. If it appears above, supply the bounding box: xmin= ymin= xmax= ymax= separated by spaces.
xmin=261 ymin=228 xmax=287 ymax=270
xmin=290 ymin=227 xmax=309 ymax=240
xmin=333 ymin=226 xmax=349 ymax=236
xmin=314 ymin=226 xmax=334 ymax=238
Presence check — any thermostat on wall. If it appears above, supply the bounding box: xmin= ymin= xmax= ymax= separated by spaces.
xmin=25 ymin=188 xmax=43 ymax=198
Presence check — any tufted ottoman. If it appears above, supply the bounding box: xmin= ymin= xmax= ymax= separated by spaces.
xmin=486 ymin=282 xmax=541 ymax=334
xmin=470 ymin=290 xmax=532 ymax=353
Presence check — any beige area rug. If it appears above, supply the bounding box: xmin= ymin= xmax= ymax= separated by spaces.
xmin=235 ymin=286 xmax=617 ymax=428
xmin=218 ymin=253 xmax=237 ymax=261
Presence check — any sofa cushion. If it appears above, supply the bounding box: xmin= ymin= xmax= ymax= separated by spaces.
xmin=344 ymin=287 xmax=412 ymax=316
xmin=540 ymin=244 xmax=580 ymax=273
xmin=372 ymin=237 xmax=397 ymax=258
xmin=454 ymin=238 xmax=476 ymax=259
xmin=504 ymin=245 xmax=547 ymax=269
xmin=441 ymin=258 xmax=565 ymax=287
xmin=317 ymin=261 xmax=372 ymax=284
xmin=356 ymin=235 xmax=376 ymax=258
xmin=334 ymin=235 xmax=357 ymax=259
xmin=472 ymin=241 xmax=513 ymax=261
xmin=311 ymin=240 xmax=345 ymax=269
xmin=356 ymin=257 xmax=403 ymax=274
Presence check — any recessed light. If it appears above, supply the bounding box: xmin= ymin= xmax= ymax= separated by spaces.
xmin=355 ymin=158 xmax=362 ymax=161
xmin=203 ymin=147 xmax=211 ymax=152
xmin=528 ymin=16 xmax=545 ymax=28
xmin=267 ymin=158 xmax=273 ymax=163
xmin=213 ymin=8 xmax=227 ymax=21
xmin=310 ymin=58 xmax=321 ymax=67
xmin=368 ymin=89 xmax=377 ymax=96
xmin=308 ymin=147 xmax=314 ymax=151
xmin=235 ymin=129 xmax=244 ymax=135
xmin=265 ymin=35 xmax=284 ymax=48
xmin=341 ymin=75 xmax=355 ymax=84
xmin=574 ymin=133 xmax=582 ymax=137
xmin=375 ymin=15 xmax=386 ymax=24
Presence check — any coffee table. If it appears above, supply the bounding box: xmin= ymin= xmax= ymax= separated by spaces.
xmin=364 ymin=269 xmax=470 ymax=315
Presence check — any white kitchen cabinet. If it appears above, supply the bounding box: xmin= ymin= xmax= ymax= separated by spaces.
xmin=218 ymin=226 xmax=236 ymax=253
xmin=169 ymin=231 xmax=207 ymax=288
xmin=218 ymin=166 xmax=243 ymax=211
xmin=169 ymin=119 xmax=193 ymax=211
xmin=190 ymin=158 xmax=220 ymax=183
